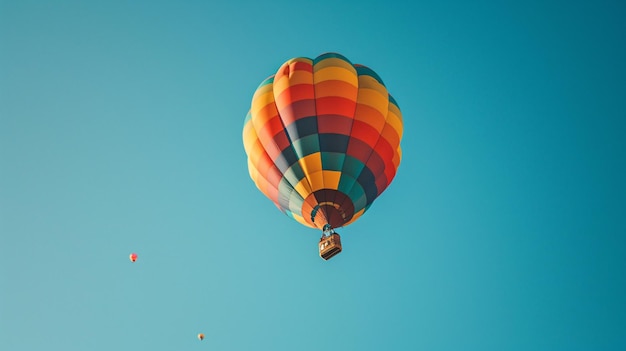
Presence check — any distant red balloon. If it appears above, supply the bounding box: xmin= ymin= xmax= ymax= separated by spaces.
xmin=198 ymin=333 xmax=204 ymax=341
xmin=129 ymin=253 xmax=138 ymax=262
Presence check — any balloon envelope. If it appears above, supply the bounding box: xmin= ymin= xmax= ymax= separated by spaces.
xmin=243 ymin=53 xmax=403 ymax=230
xmin=129 ymin=253 xmax=137 ymax=262
xmin=198 ymin=333 xmax=204 ymax=341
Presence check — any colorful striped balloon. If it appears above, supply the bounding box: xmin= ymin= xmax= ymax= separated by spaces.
xmin=243 ymin=53 xmax=403 ymax=231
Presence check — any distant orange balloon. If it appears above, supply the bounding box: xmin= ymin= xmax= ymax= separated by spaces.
xmin=198 ymin=333 xmax=204 ymax=341
xmin=129 ymin=253 xmax=138 ymax=262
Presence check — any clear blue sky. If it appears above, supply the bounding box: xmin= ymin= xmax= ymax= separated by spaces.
xmin=1 ymin=1 xmax=625 ymax=350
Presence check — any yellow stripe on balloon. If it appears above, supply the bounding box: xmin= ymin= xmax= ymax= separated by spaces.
xmin=313 ymin=66 xmax=358 ymax=86
xmin=294 ymin=178 xmax=313 ymax=199
xmin=313 ymin=56 xmax=355 ymax=71
xmin=320 ymin=170 xmax=342 ymax=190
xmin=251 ymin=91 xmax=276 ymax=118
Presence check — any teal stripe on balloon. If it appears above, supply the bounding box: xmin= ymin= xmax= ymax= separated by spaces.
xmin=282 ymin=163 xmax=307 ymax=187
xmin=321 ymin=152 xmax=345 ymax=172
xmin=388 ymin=94 xmax=399 ymax=108
xmin=287 ymin=187 xmax=304 ymax=215
xmin=337 ymin=174 xmax=366 ymax=212
xmin=342 ymin=155 xmax=366 ymax=176
xmin=291 ymin=134 xmax=320 ymax=158
xmin=313 ymin=52 xmax=352 ymax=65
xmin=257 ymin=75 xmax=274 ymax=88
xmin=355 ymin=65 xmax=385 ymax=86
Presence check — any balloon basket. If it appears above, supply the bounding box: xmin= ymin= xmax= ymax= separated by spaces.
xmin=319 ymin=233 xmax=342 ymax=260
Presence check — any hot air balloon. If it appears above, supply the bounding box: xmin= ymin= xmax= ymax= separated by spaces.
xmin=129 ymin=253 xmax=138 ymax=262
xmin=242 ymin=53 xmax=403 ymax=260
xmin=198 ymin=333 xmax=204 ymax=341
